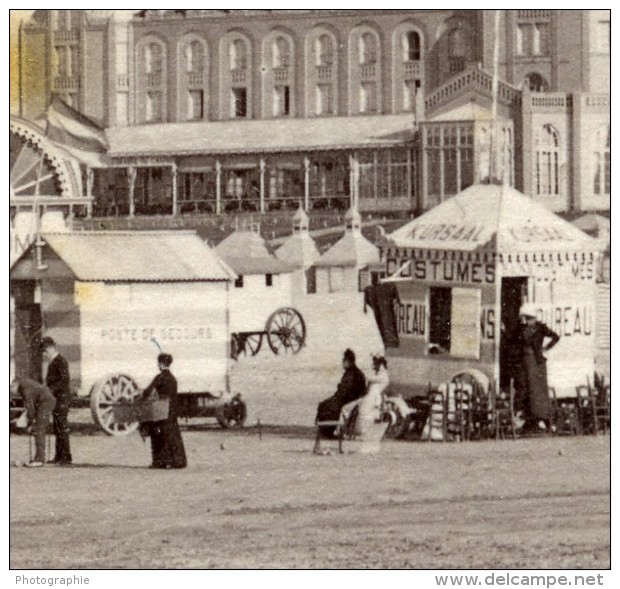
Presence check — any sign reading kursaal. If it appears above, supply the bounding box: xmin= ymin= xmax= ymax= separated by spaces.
xmin=404 ymin=224 xmax=487 ymax=243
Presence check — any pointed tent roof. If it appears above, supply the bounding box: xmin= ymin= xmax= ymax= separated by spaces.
xmin=387 ymin=184 xmax=600 ymax=254
xmin=275 ymin=233 xmax=320 ymax=270
xmin=292 ymin=206 xmax=310 ymax=227
xmin=215 ymin=230 xmax=291 ymax=275
xmin=315 ymin=233 xmax=380 ymax=268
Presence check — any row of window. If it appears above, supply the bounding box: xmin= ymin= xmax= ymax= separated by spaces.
xmin=139 ymin=79 xmax=417 ymax=122
xmin=139 ymin=26 xmax=452 ymax=74
xmin=132 ymin=23 xmax=469 ymax=123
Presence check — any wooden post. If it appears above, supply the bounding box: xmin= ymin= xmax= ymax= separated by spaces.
xmin=439 ymin=127 xmax=445 ymax=202
xmin=259 ymin=157 xmax=266 ymax=213
xmin=303 ymin=155 xmax=310 ymax=211
xmin=86 ymin=167 xmax=94 ymax=197
xmin=373 ymin=149 xmax=379 ymax=206
xmin=456 ymin=126 xmax=462 ymax=193
xmin=128 ymin=166 xmax=136 ymax=218
xmin=171 ymin=162 xmax=178 ymax=216
xmin=215 ymin=159 xmax=222 ymax=215
xmin=349 ymin=153 xmax=354 ymax=209
xmin=86 ymin=167 xmax=94 ymax=218
xmin=421 ymin=126 xmax=428 ymax=211
xmin=406 ymin=148 xmax=412 ymax=206
xmin=387 ymin=149 xmax=392 ymax=201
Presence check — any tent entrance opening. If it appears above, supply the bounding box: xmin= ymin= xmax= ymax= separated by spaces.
xmin=500 ymin=277 xmax=528 ymax=389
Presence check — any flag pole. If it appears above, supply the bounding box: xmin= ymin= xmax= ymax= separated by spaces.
xmin=488 ymin=9 xmax=500 ymax=183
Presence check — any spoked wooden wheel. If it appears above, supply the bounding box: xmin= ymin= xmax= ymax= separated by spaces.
xmin=265 ymin=307 xmax=306 ymax=355
xmin=90 ymin=374 xmax=142 ymax=436
xmin=230 ymin=333 xmax=263 ymax=359
xmin=244 ymin=333 xmax=263 ymax=356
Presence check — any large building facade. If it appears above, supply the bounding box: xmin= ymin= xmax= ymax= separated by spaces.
xmin=14 ymin=9 xmax=610 ymax=218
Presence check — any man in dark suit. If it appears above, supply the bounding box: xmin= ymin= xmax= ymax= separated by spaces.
xmin=11 ymin=377 xmax=56 ymax=467
xmin=316 ymin=348 xmax=367 ymax=437
xmin=41 ymin=337 xmax=72 ymax=465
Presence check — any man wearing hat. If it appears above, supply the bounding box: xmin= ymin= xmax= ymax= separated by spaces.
xmin=513 ymin=303 xmax=560 ymax=432
xmin=10 ymin=377 xmax=56 ymax=467
xmin=41 ymin=337 xmax=72 ymax=465
xmin=315 ymin=349 xmax=366 ymax=438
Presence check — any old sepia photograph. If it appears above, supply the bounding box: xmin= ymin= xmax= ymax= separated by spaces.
xmin=8 ymin=5 xmax=611 ymax=576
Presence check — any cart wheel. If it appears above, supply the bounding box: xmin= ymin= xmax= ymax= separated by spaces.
xmin=90 ymin=374 xmax=141 ymax=436
xmin=230 ymin=334 xmax=240 ymax=360
xmin=244 ymin=333 xmax=263 ymax=356
xmin=266 ymin=307 xmax=306 ymax=355
xmin=216 ymin=396 xmax=247 ymax=429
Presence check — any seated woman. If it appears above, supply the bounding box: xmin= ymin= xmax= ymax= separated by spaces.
xmin=315 ymin=349 xmax=366 ymax=438
xmin=354 ymin=354 xmax=389 ymax=438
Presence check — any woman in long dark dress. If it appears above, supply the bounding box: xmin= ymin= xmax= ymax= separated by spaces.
xmin=143 ymin=353 xmax=187 ymax=469
xmin=513 ymin=303 xmax=560 ymax=432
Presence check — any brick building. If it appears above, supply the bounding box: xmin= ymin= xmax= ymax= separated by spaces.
xmin=13 ymin=9 xmax=610 ymax=218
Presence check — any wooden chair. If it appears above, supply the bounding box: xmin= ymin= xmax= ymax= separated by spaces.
xmin=550 ymin=387 xmax=580 ymax=436
xmin=492 ymin=380 xmax=516 ymax=440
xmin=313 ymin=416 xmax=345 ymax=454
xmin=575 ymin=385 xmax=594 ymax=435
xmin=426 ymin=386 xmax=447 ymax=442
xmin=590 ymin=381 xmax=611 ymax=436
xmin=452 ymin=384 xmax=473 ymax=441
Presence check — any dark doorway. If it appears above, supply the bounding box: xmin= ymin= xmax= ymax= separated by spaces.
xmin=429 ymin=286 xmax=452 ymax=354
xmin=500 ymin=277 xmax=528 ymax=389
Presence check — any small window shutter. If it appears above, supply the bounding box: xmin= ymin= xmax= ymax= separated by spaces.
xmin=450 ymin=287 xmax=481 ymax=359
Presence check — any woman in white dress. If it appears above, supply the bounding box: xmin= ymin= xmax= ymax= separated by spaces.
xmin=355 ymin=354 xmax=390 ymax=437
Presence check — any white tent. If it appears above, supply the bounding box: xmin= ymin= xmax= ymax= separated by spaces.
xmin=315 ymin=208 xmax=380 ymax=293
xmin=381 ymin=184 xmax=602 ymax=397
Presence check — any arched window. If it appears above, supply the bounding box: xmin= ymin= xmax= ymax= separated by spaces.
xmin=525 ymin=72 xmax=548 ymax=92
xmin=403 ymin=30 xmax=420 ymax=61
xmin=230 ymin=39 xmax=247 ymax=70
xmin=593 ymin=124 xmax=610 ymax=195
xmin=536 ymin=124 xmax=560 ymax=195
xmin=273 ymin=36 xmax=291 ymax=68
xmin=316 ymin=34 xmax=333 ymax=66
xmin=185 ymin=40 xmax=204 ymax=73
xmin=145 ymin=43 xmax=163 ymax=74
xmin=359 ymin=32 xmax=377 ymax=64
xmin=449 ymin=28 xmax=469 ymax=58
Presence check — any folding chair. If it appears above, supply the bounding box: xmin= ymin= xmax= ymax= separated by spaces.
xmin=492 ymin=380 xmax=516 ymax=440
